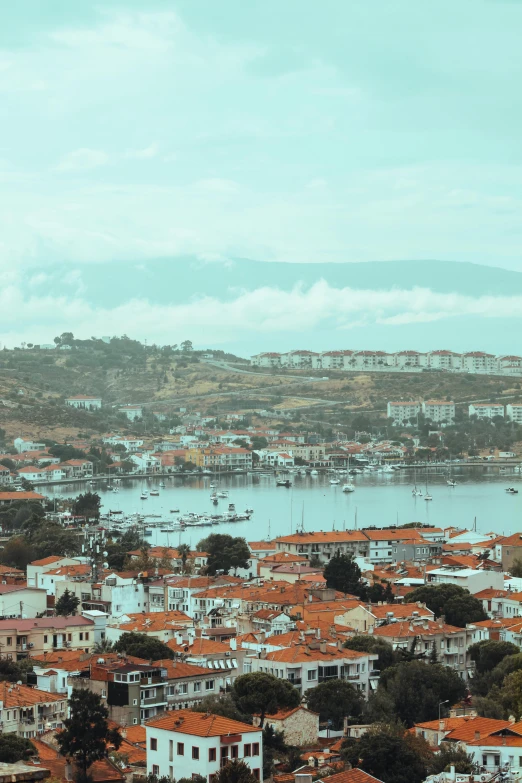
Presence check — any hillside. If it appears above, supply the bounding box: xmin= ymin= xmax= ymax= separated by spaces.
xmin=1 ymin=337 xmax=522 ymax=442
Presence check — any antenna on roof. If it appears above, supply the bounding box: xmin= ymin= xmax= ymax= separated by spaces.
xmin=473 ymin=516 xmax=477 ymax=532
xmin=354 ymin=507 xmax=358 ymax=530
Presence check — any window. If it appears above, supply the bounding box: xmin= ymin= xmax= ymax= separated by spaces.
xmin=43 ymin=636 xmax=48 ymax=644
xmin=494 ymin=755 xmax=500 ymax=766
xmin=209 ymin=748 xmax=216 ymax=762
xmin=179 ymin=683 xmax=188 ymax=694
xmin=79 ymin=633 xmax=83 ymax=641
xmin=194 ymin=682 xmax=201 ymax=692
xmin=133 ymin=699 xmax=138 ymax=706
xmin=244 ymin=745 xmax=251 ymax=757
xmin=231 ymin=746 xmax=238 ymax=759
xmin=253 ymin=770 xmax=260 ymax=781
xmin=152 ymin=766 xmax=160 ymax=776
xmin=101 ymin=689 xmax=106 ymax=698
xmin=133 ymin=718 xmax=138 ymax=725
xmin=253 ymin=743 xmax=260 ymax=756
xmin=192 ymin=747 xmax=200 ymax=760
xmin=307 ymin=669 xmax=317 ymax=681
xmin=150 ymin=739 xmax=157 ymax=751
xmin=177 ymin=743 xmax=184 ymax=756
xmin=85 ymin=633 xmax=89 ymax=640
xmin=206 ymin=680 xmax=214 ymax=690
xmin=67 ymin=634 xmax=72 ymax=642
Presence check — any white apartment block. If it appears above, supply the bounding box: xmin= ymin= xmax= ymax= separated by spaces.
xmin=66 ymin=395 xmax=102 ymax=410
xmin=422 ymin=400 xmax=456 ymax=424
xmin=250 ymin=349 xmax=522 ymax=377
xmin=469 ymin=403 xmax=505 ymax=419
xmin=387 ymin=401 xmax=421 ymax=425
xmin=506 ymin=404 xmax=522 ymax=424
xmin=145 ymin=711 xmax=263 ymax=782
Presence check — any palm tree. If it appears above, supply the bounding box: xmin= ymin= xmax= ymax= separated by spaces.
xmin=177 ymin=544 xmax=191 ymax=573
xmin=93 ymin=639 xmax=114 ymax=654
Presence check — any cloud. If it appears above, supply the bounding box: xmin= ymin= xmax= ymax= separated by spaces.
xmin=3 ymin=280 xmax=522 ymax=349
xmin=125 ymin=143 xmax=159 ymax=159
xmin=56 ymin=148 xmax=109 ymax=172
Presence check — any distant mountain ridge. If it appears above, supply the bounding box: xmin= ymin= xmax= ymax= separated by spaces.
xmin=45 ymin=258 xmax=522 ymax=308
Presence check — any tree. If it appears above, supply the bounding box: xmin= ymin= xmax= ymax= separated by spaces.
xmin=305 ymin=679 xmax=364 ymax=729
xmin=377 ymin=661 xmax=467 ymax=727
xmin=93 ymin=639 xmax=114 ymax=654
xmin=213 ymin=760 xmax=257 ymax=783
xmin=57 ymin=689 xmax=122 ymax=783
xmin=73 ymin=492 xmax=101 ymax=521
xmin=0 ymin=657 xmax=32 ymax=683
xmin=498 ymin=669 xmax=522 ymax=717
xmin=427 ymin=746 xmax=474 ymax=775
xmin=323 ymin=552 xmax=364 ymax=596
xmin=0 ymin=458 xmax=16 ymax=471
xmin=404 ymin=583 xmax=487 ymax=627
xmin=56 ymin=588 xmax=81 ymax=617
xmin=180 ymin=340 xmax=193 ymax=352
xmin=197 ymin=534 xmax=250 ymax=575
xmin=0 ymin=535 xmax=35 ymax=569
xmin=113 ymin=632 xmax=174 ymax=660
xmin=193 ymin=694 xmax=250 ymax=723
xmin=177 ymin=543 xmax=191 ymax=573
xmin=251 ymin=436 xmax=268 ymax=450
xmin=341 ymin=723 xmax=430 ymax=783
xmin=469 ymin=640 xmax=520 ymax=674
xmin=0 ymin=735 xmax=35 ymax=763
xmin=231 ymin=672 xmax=300 ymax=727
xmin=344 ymin=636 xmax=396 ymax=672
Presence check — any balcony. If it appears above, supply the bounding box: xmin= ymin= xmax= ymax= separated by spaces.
xmin=287 ymin=677 xmax=302 ymax=686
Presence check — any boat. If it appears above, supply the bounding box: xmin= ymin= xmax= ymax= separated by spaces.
xmin=140 ymin=493 xmax=148 ymax=500
xmin=330 ymin=478 xmax=340 ymax=485
xmin=159 ymin=482 xmax=166 ymax=488
xmin=342 ymin=483 xmax=355 ymax=492
xmin=310 ymin=470 xmax=319 ymax=476
xmin=228 ymin=503 xmax=236 ymax=512
xmin=210 ymin=482 xmax=218 ymax=488
xmin=245 ymin=507 xmax=254 ymax=513
xmin=424 ymin=478 xmax=432 ymax=501
xmin=506 ymin=487 xmax=519 ymax=494
xmin=170 ymin=508 xmax=180 ymax=513
xmin=276 ymin=479 xmax=292 ymax=487
xmin=150 ymin=490 xmax=159 ymax=496
xmin=217 ymin=490 xmax=229 ymax=498
xmin=447 ymin=480 xmax=457 ymax=487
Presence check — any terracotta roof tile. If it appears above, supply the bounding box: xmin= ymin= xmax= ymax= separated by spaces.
xmin=146 ymin=709 xmax=259 ymax=736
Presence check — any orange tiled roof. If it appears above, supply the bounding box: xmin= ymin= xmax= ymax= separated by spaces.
xmin=168 ymin=637 xmax=227 ymax=655
xmin=146 ymin=709 xmax=259 ymax=736
xmin=264 ymin=643 xmax=368 ymax=664
xmin=373 ymin=620 xmax=463 ymax=639
xmin=319 ymin=770 xmax=385 ymax=783
xmin=113 ymin=611 xmax=192 ymax=632
xmin=31 ymin=555 xmax=65 ymax=566
xmin=152 ymin=658 xmax=209 ymax=679
xmin=275 ymin=531 xmax=368 ymax=545
xmin=0 ymin=681 xmax=65 ymax=708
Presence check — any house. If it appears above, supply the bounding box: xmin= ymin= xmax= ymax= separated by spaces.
xmin=248 ymin=642 xmax=378 ymax=697
xmin=254 ymin=705 xmax=319 ymax=746
xmin=494 ymin=533 xmax=522 ymax=571
xmin=0 ymin=681 xmax=67 ymax=737
xmin=27 ymin=557 xmax=83 ymax=591
xmin=274 ymin=531 xmax=370 ymax=561
xmin=413 ymin=716 xmax=512 ymax=749
xmin=0 ymin=616 xmax=95 ymax=659
xmin=0 ymin=585 xmax=48 ymax=619
xmin=506 ymin=404 xmax=522 ymax=424
xmin=426 ymin=566 xmax=504 ymax=595
xmin=337 ymin=602 xmax=434 ymax=634
xmin=105 ymin=611 xmax=193 ymax=645
xmin=317 ymin=770 xmax=385 ymax=783
xmin=145 ymin=710 xmax=263 ymax=781
xmin=250 ymin=610 xmax=295 ymax=636
xmin=0 ymin=491 xmax=46 ymax=507
xmin=66 ymin=395 xmax=102 ymax=410
xmin=70 ymin=658 xmax=169 ymax=725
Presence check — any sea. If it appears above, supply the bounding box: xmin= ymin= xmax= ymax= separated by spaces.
xmin=41 ymin=466 xmax=522 ymax=548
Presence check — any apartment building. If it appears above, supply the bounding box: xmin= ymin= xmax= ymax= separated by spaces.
xmin=145 ymin=710 xmax=263 ymax=782
xmin=249 ymin=642 xmax=378 ymax=697
xmin=0 ymin=616 xmax=95 ymax=659
xmin=372 ymin=619 xmax=474 ymax=679
xmin=427 ymin=350 xmax=462 ymax=370
xmin=251 ymin=353 xmax=282 ymax=368
xmin=274 ymin=530 xmax=370 ymax=560
xmin=507 ymin=404 xmax=522 ymax=423
xmin=462 ymin=352 xmax=498 ymax=374
xmin=386 ymin=401 xmax=421 ymax=425
xmin=289 ymin=444 xmax=327 ymax=462
xmin=0 ymin=681 xmax=67 ymax=737
xmin=427 ymin=566 xmax=504 ymax=594
xmin=185 ymin=446 xmax=252 ymax=471
xmin=66 ymin=395 xmax=102 ymax=410
xmin=469 ymin=403 xmax=505 ymax=419
xmin=422 ymin=400 xmax=456 ymax=424
xmin=364 ymin=529 xmax=425 ymax=564
xmin=0 ymin=585 xmax=48 ymax=619
xmin=71 ymin=659 xmax=169 ymax=725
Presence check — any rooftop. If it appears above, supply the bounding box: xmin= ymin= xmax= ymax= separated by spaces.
xmin=146 ymin=709 xmax=259 ymax=736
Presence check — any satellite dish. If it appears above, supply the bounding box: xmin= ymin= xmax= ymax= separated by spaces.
xmin=103 ymin=562 xmax=109 ymax=568
xmin=103 ymin=551 xmax=108 ymax=557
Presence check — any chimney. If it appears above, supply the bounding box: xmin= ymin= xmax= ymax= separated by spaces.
xmin=474 ymin=730 xmax=480 ymax=740
xmin=195 ymin=627 xmax=202 ymax=638
xmin=319 ymin=641 xmax=327 ymax=654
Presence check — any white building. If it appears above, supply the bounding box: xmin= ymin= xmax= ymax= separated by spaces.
xmin=13 ymin=438 xmax=46 ymax=454
xmin=145 ymin=710 xmax=263 ymax=782
xmin=469 ymin=403 xmax=505 ymax=419
xmin=251 ymin=353 xmax=282 ymax=368
xmin=462 ymin=352 xmax=499 ymax=374
xmin=0 ymin=585 xmax=48 ymax=619
xmin=421 ymin=400 xmax=456 ymax=424
xmin=387 ymin=401 xmax=421 ymax=425
xmin=102 ymin=436 xmax=144 ymax=452
xmin=66 ymin=395 xmax=102 ymax=410
xmin=280 ymin=350 xmax=318 ymax=368
xmin=506 ymin=404 xmax=522 ymax=424
xmin=427 ymin=567 xmax=504 ymax=595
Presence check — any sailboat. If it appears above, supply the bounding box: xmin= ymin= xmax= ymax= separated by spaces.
xmin=424 ymin=478 xmax=433 ymax=501
xmin=446 ymin=458 xmax=457 ymax=486
xmin=412 ymin=467 xmax=423 ymax=496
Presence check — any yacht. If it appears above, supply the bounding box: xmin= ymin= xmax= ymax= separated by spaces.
xmin=276 ymin=478 xmax=292 ymax=487
xmin=159 ymin=481 xmax=166 ymax=488
xmin=310 ymin=470 xmax=319 ymax=476
xmin=330 ymin=478 xmax=340 ymax=485
xmin=140 ymin=493 xmax=148 ymax=500
xmin=342 ymin=483 xmax=355 ymax=492
xmin=150 ymin=489 xmax=159 ymax=496
xmin=506 ymin=487 xmax=519 ymax=494
xmin=447 ymin=479 xmax=457 ymax=487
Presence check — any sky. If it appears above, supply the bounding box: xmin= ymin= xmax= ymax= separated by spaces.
xmin=2 ymin=0 xmax=522 ymax=352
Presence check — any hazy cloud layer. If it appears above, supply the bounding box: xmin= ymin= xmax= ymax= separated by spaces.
xmin=2 ymin=281 xmax=522 ymax=349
